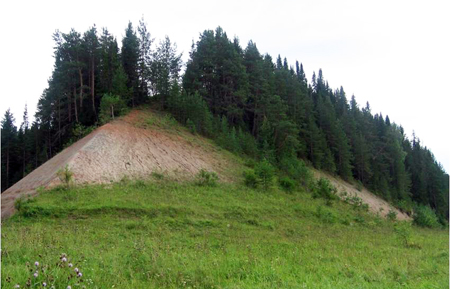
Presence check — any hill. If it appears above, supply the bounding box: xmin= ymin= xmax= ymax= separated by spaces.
xmin=1 ymin=109 xmax=241 ymax=218
xmin=1 ymin=109 xmax=448 ymax=288
xmin=1 ymin=109 xmax=408 ymax=220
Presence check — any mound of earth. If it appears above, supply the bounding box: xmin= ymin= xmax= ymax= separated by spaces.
xmin=1 ymin=109 xmax=239 ymax=218
xmin=312 ymin=169 xmax=410 ymax=221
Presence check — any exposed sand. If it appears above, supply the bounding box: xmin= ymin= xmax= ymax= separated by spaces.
xmin=312 ymin=169 xmax=411 ymax=221
xmin=1 ymin=110 xmax=236 ymax=218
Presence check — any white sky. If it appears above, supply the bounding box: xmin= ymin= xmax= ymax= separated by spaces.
xmin=1 ymin=0 xmax=449 ymax=172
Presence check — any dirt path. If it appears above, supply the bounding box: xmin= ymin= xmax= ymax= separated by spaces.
xmin=1 ymin=110 xmax=238 ymax=219
xmin=312 ymin=169 xmax=411 ymax=221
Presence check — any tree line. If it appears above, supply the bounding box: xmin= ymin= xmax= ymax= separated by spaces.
xmin=1 ymin=24 xmax=448 ymax=221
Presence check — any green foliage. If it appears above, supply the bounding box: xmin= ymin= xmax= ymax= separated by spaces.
xmin=279 ymin=176 xmax=296 ymax=192
xmin=2 ymin=180 xmax=448 ymax=288
xmin=413 ymin=205 xmax=440 ymax=228
xmin=394 ymin=222 xmax=413 ymax=248
xmin=56 ymin=164 xmax=74 ymax=189
xmin=186 ymin=119 xmax=196 ymax=134
xmin=243 ymin=170 xmax=258 ymax=188
xmin=387 ymin=209 xmax=398 ymax=222
xmin=254 ymin=159 xmax=275 ymax=191
xmin=313 ymin=177 xmax=338 ymax=201
xmin=279 ymin=157 xmax=313 ymax=189
xmin=196 ymin=169 xmax=219 ymax=187
xmin=99 ymin=93 xmax=126 ymax=123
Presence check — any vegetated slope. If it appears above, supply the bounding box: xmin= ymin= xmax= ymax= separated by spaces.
xmin=2 ymin=181 xmax=448 ymax=288
xmin=1 ymin=109 xmax=241 ymax=218
xmin=2 ymin=108 xmax=409 ymax=220
xmin=313 ymin=170 xmax=410 ymax=221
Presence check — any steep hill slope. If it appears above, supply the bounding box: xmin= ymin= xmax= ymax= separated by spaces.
xmin=1 ymin=109 xmax=241 ymax=218
xmin=2 ymin=108 xmax=408 ymax=220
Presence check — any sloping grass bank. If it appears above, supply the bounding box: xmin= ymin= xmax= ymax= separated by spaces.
xmin=1 ymin=180 xmax=448 ymax=288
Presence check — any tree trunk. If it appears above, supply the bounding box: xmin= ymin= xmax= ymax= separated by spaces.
xmin=111 ymin=105 xmax=114 ymax=120
xmin=79 ymin=67 xmax=83 ymax=109
xmin=73 ymin=86 xmax=79 ymax=122
xmin=68 ymin=91 xmax=72 ymax=122
xmin=6 ymin=145 xmax=9 ymax=189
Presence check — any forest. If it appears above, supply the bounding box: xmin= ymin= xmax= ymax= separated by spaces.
xmin=1 ymin=20 xmax=448 ymax=222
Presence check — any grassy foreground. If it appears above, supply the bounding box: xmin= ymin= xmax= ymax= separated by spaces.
xmin=1 ymin=179 xmax=448 ymax=288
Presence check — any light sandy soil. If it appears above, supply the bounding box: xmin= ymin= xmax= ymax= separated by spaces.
xmin=1 ymin=110 xmax=238 ymax=218
xmin=312 ymin=169 xmax=411 ymax=221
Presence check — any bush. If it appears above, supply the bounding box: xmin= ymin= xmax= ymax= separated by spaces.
xmin=196 ymin=169 xmax=219 ymax=187
xmin=243 ymin=170 xmax=258 ymax=188
xmin=254 ymin=159 xmax=275 ymax=191
xmin=279 ymin=176 xmax=296 ymax=192
xmin=57 ymin=164 xmax=74 ymax=189
xmin=313 ymin=178 xmax=337 ymax=201
xmin=387 ymin=209 xmax=397 ymax=221
xmin=316 ymin=206 xmax=337 ymax=224
xmin=279 ymin=157 xmax=313 ymax=189
xmin=397 ymin=199 xmax=414 ymax=216
xmin=394 ymin=222 xmax=412 ymax=247
xmin=413 ymin=205 xmax=440 ymax=228
xmin=186 ymin=118 xmax=196 ymax=134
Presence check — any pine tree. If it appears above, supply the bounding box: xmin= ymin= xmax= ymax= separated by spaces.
xmin=1 ymin=109 xmax=17 ymax=191
xmin=122 ymin=22 xmax=140 ymax=106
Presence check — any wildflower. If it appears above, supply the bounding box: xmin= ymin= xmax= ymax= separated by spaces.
xmin=34 ymin=272 xmax=38 ymax=278
xmin=35 ymin=261 xmax=39 ymax=267
xmin=61 ymin=257 xmax=67 ymax=262
xmin=42 ymin=282 xmax=47 ymax=287
xmin=67 ymin=286 xmax=72 ymax=289
xmin=74 ymin=267 xmax=79 ymax=273
xmin=68 ymin=263 xmax=73 ymax=267
xmin=14 ymin=285 xmax=20 ymax=288
xmin=77 ymin=272 xmax=83 ymax=278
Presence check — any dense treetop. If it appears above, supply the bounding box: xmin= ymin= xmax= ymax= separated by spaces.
xmin=2 ymin=22 xmax=448 ymax=222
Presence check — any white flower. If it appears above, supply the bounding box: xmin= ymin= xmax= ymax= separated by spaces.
xmin=74 ymin=267 xmax=79 ymax=273
xmin=14 ymin=285 xmax=20 ymax=288
xmin=34 ymin=261 xmax=39 ymax=267
xmin=68 ymin=263 xmax=73 ymax=267
xmin=42 ymin=282 xmax=47 ymax=287
xmin=61 ymin=257 xmax=67 ymax=262
xmin=67 ymin=286 xmax=72 ymax=289
xmin=34 ymin=272 xmax=38 ymax=278
xmin=77 ymin=272 xmax=82 ymax=278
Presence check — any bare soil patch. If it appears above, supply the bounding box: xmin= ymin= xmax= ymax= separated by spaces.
xmin=312 ymin=169 xmax=411 ymax=221
xmin=1 ymin=110 xmax=239 ymax=218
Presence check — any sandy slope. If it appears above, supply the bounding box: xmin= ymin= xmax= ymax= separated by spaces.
xmin=1 ymin=110 xmax=237 ymax=218
xmin=313 ymin=169 xmax=411 ymax=221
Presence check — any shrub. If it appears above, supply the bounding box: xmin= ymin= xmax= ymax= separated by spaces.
xmin=387 ymin=209 xmax=397 ymax=221
xmin=151 ymin=171 xmax=164 ymax=180
xmin=186 ymin=118 xmax=196 ymax=134
xmin=413 ymin=205 xmax=440 ymax=228
xmin=243 ymin=170 xmax=258 ymax=188
xmin=279 ymin=157 xmax=313 ymax=189
xmin=57 ymin=164 xmax=74 ymax=189
xmin=313 ymin=178 xmax=337 ymax=201
xmin=316 ymin=206 xmax=337 ymax=224
xmin=397 ymin=199 xmax=414 ymax=216
xmin=394 ymin=222 xmax=412 ymax=247
xmin=196 ymin=169 xmax=219 ymax=187
xmin=279 ymin=176 xmax=296 ymax=192
xmin=254 ymin=159 xmax=275 ymax=191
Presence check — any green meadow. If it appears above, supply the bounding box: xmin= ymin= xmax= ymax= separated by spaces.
xmin=1 ymin=179 xmax=448 ymax=288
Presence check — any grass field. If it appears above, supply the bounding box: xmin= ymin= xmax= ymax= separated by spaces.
xmin=1 ymin=179 xmax=448 ymax=288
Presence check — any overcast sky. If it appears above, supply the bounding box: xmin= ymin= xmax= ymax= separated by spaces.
xmin=1 ymin=0 xmax=449 ymax=172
